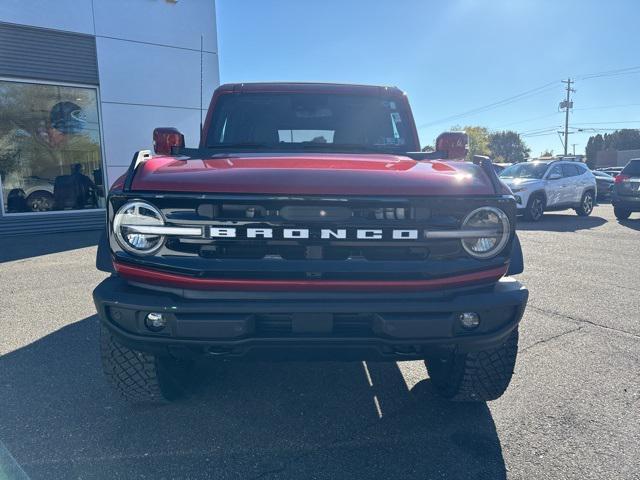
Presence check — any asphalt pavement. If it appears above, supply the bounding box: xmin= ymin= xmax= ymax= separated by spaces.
xmin=0 ymin=205 xmax=639 ymax=480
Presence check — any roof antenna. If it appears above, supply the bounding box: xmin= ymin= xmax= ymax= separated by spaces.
xmin=199 ymin=34 xmax=203 ymax=147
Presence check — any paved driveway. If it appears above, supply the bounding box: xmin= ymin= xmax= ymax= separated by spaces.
xmin=0 ymin=205 xmax=638 ymax=479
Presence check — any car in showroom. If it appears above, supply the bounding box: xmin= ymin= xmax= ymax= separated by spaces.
xmin=612 ymin=159 xmax=640 ymax=220
xmin=3 ymin=176 xmax=55 ymax=213
xmin=499 ymin=160 xmax=597 ymax=221
xmin=93 ymin=82 xmax=528 ymax=405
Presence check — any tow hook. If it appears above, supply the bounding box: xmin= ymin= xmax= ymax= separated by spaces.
xmin=206 ymin=346 xmax=233 ymax=356
xmin=392 ymin=345 xmax=422 ymax=356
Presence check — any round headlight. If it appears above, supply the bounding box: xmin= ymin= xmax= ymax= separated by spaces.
xmin=113 ymin=201 xmax=165 ymax=255
xmin=461 ymin=207 xmax=510 ymax=259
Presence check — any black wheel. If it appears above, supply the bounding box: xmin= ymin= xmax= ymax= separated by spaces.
xmin=425 ymin=328 xmax=519 ymax=402
xmin=575 ymin=190 xmax=594 ymax=216
xmin=26 ymin=191 xmax=54 ymax=212
xmin=614 ymin=207 xmax=631 ymax=220
xmin=523 ymin=194 xmax=545 ymax=222
xmin=100 ymin=325 xmax=191 ymax=404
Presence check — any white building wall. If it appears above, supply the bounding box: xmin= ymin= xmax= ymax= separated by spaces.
xmin=0 ymin=0 xmax=220 ymax=187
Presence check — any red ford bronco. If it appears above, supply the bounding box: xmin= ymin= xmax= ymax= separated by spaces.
xmin=94 ymin=82 xmax=527 ymax=403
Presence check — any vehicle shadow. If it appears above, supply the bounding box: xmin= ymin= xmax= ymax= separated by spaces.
xmin=617 ymin=218 xmax=640 ymax=231
xmin=0 ymin=316 xmax=506 ymax=480
xmin=516 ymin=214 xmax=606 ymax=232
xmin=0 ymin=230 xmax=101 ymax=263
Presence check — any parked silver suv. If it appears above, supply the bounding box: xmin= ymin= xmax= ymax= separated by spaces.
xmin=499 ymin=160 xmax=597 ymax=221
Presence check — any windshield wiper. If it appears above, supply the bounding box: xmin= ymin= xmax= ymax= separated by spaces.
xmin=206 ymin=143 xmax=274 ymax=149
xmin=298 ymin=143 xmax=400 ymax=154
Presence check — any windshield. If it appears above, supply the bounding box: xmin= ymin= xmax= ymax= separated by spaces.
xmin=205 ymin=92 xmax=418 ymax=153
xmin=499 ymin=162 xmax=549 ymax=179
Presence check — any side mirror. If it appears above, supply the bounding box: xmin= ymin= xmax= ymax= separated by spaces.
xmin=435 ymin=131 xmax=468 ymax=160
xmin=153 ymin=127 xmax=185 ymax=155
xmin=548 ymin=172 xmax=562 ymax=180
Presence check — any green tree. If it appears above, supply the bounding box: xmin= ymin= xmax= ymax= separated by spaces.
xmin=540 ymin=149 xmax=554 ymax=157
xmin=488 ymin=130 xmax=530 ymax=163
xmin=602 ymin=129 xmax=640 ymax=150
xmin=451 ymin=125 xmax=490 ymax=161
xmin=585 ymin=134 xmax=604 ymax=169
xmin=584 ymin=129 xmax=640 ymax=169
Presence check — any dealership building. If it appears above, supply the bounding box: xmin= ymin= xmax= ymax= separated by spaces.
xmin=0 ymin=0 xmax=219 ymax=235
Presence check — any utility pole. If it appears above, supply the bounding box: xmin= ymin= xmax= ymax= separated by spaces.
xmin=572 ymin=143 xmax=576 ymax=155
xmin=560 ymin=78 xmax=575 ymax=156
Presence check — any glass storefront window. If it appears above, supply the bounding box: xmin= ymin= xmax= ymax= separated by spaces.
xmin=0 ymin=80 xmax=105 ymax=214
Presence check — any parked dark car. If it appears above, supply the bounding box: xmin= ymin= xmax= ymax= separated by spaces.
xmin=598 ymin=166 xmax=624 ymax=176
xmin=612 ymin=159 xmax=640 ymax=220
xmin=591 ymin=170 xmax=615 ymax=199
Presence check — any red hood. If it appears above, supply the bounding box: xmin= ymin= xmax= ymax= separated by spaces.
xmin=128 ymin=153 xmax=495 ymax=196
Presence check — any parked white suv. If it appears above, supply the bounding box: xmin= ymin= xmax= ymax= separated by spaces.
xmin=499 ymin=160 xmax=597 ymax=221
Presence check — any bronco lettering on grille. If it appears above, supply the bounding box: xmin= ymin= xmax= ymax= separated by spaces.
xmin=209 ymin=227 xmax=421 ymax=240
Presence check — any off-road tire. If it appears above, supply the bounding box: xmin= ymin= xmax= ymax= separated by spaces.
xmin=575 ymin=190 xmax=594 ymax=216
xmin=100 ymin=325 xmax=190 ymax=404
xmin=425 ymin=328 xmax=519 ymax=402
xmin=523 ymin=194 xmax=545 ymax=222
xmin=614 ymin=207 xmax=631 ymax=220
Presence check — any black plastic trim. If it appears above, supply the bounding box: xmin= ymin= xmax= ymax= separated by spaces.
xmin=93 ymin=275 xmax=528 ymax=359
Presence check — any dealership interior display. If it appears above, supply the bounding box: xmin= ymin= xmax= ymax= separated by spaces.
xmin=0 ymin=80 xmax=105 ymax=214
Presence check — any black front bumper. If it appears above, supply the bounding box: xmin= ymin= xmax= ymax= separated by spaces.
xmin=93 ymin=276 xmax=528 ymax=361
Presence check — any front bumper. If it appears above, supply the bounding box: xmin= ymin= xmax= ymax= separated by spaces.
xmin=94 ymin=276 xmax=528 ymax=361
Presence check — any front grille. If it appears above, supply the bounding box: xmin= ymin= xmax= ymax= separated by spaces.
xmin=109 ymin=193 xmax=516 ymax=281
xmin=158 ymin=196 xmax=461 ymax=262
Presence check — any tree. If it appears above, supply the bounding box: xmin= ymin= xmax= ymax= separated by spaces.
xmin=602 ymin=129 xmax=640 ymax=150
xmin=584 ymin=129 xmax=640 ymax=169
xmin=540 ymin=149 xmax=554 ymax=157
xmin=487 ymin=130 xmax=530 ymax=163
xmin=585 ymin=134 xmax=604 ymax=169
xmin=451 ymin=125 xmax=490 ymax=161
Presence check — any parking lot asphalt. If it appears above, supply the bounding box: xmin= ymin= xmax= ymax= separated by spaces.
xmin=0 ymin=204 xmax=639 ymax=480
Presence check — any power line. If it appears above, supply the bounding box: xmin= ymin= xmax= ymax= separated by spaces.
xmin=577 ymin=65 xmax=640 ymax=81
xmin=496 ymin=111 xmax=561 ymax=128
xmin=519 ymin=125 xmax=562 ymax=135
xmin=572 ymin=120 xmax=640 ymax=125
xmin=417 ymin=81 xmax=559 ymax=128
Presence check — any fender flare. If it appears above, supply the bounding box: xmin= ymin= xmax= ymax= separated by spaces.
xmin=507 ymin=233 xmax=524 ymax=275
xmin=96 ymin=228 xmax=114 ymax=273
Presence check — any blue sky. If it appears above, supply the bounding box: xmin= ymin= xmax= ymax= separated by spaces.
xmin=216 ymin=0 xmax=640 ymax=157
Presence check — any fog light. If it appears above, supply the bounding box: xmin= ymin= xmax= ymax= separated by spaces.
xmin=145 ymin=312 xmax=167 ymax=332
xmin=459 ymin=312 xmax=480 ymax=329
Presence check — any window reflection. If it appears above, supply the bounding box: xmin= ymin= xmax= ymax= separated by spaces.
xmin=0 ymin=80 xmax=104 ymax=214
